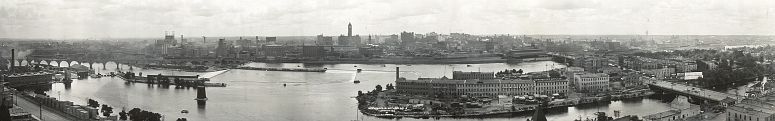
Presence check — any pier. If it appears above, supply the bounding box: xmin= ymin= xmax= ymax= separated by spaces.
xmin=116 ymin=71 xmax=227 ymax=87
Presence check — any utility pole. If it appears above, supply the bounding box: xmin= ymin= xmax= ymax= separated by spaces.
xmin=39 ymin=97 xmax=43 ymax=121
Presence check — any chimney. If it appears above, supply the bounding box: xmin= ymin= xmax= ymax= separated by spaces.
xmin=395 ymin=67 xmax=399 ymax=81
xmin=10 ymin=49 xmax=14 ymax=73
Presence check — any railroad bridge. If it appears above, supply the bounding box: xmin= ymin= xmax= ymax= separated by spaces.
xmin=9 ymin=52 xmax=248 ymax=70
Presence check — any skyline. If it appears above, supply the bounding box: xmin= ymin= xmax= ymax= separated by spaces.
xmin=1 ymin=0 xmax=775 ymax=39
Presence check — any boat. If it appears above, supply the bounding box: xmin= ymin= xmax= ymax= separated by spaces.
xmin=89 ymin=74 xmax=101 ymax=78
xmin=353 ymin=80 xmax=361 ymax=83
xmin=467 ymin=65 xmax=472 ymax=67
xmin=356 ymin=69 xmax=362 ymax=72
xmin=181 ymin=110 xmax=189 ymax=113
xmin=203 ymin=82 xmax=227 ymax=87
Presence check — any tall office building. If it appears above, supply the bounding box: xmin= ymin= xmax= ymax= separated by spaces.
xmin=266 ymin=37 xmax=277 ymax=43
xmin=216 ymin=39 xmax=227 ymax=57
xmin=317 ymin=35 xmax=334 ymax=45
xmin=400 ymin=31 xmax=416 ymax=49
xmin=348 ymin=22 xmax=352 ymax=37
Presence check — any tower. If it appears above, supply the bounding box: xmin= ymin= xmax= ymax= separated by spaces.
xmin=368 ymin=35 xmax=373 ymax=44
xmin=347 ymin=22 xmax=352 ymax=37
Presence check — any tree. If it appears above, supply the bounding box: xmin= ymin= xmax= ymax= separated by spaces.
xmin=517 ymin=69 xmax=524 ymax=74
xmin=128 ymin=108 xmax=142 ymax=120
xmin=119 ymin=110 xmax=128 ymax=120
xmin=548 ymin=71 xmax=562 ymax=78
xmin=0 ymin=97 xmax=11 ymax=121
xmin=88 ymin=99 xmax=99 ymax=108
xmin=375 ymin=85 xmax=383 ymax=92
xmin=149 ymin=112 xmax=162 ymax=121
xmin=101 ymin=105 xmax=113 ymax=117
xmin=386 ymin=84 xmax=394 ymax=90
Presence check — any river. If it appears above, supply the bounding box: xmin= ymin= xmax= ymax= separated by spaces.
xmin=38 ymin=61 xmax=676 ymax=121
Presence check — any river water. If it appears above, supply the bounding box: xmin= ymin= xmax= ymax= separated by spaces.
xmin=37 ymin=61 xmax=675 ymax=121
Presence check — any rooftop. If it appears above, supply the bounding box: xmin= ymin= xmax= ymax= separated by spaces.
xmin=573 ymin=73 xmax=609 ymax=78
xmin=643 ymin=110 xmax=680 ymax=119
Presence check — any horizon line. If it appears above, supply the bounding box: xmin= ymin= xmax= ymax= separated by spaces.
xmin=2 ymin=34 xmax=774 ymax=40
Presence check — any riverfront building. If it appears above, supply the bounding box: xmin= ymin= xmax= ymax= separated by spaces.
xmin=395 ymin=71 xmax=569 ymax=97
xmin=452 ymin=71 xmax=494 ymax=80
xmin=3 ymin=71 xmax=53 ymax=87
xmin=726 ymin=94 xmax=775 ymax=121
xmin=572 ymin=73 xmax=610 ymax=92
xmin=643 ymin=96 xmax=701 ymax=121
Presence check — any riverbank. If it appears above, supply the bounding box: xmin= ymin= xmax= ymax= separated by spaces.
xmin=300 ymin=57 xmax=508 ymax=64
xmin=357 ymin=89 xmax=654 ymax=118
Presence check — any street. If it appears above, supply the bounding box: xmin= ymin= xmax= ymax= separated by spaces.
xmin=12 ymin=94 xmax=79 ymax=121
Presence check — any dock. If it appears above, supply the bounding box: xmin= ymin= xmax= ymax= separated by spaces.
xmin=235 ymin=67 xmax=326 ymax=72
xmin=116 ymin=71 xmax=227 ymax=87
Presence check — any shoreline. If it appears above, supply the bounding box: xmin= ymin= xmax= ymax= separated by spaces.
xmin=266 ymin=57 xmax=509 ymax=64
xmin=358 ymin=90 xmax=653 ymax=119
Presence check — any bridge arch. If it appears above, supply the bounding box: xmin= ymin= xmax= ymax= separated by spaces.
xmin=20 ymin=60 xmax=28 ymax=66
xmin=59 ymin=61 xmax=68 ymax=67
xmin=28 ymin=60 xmax=37 ymax=65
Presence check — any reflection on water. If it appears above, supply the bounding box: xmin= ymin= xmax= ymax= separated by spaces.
xmin=41 ymin=61 xmax=676 ymax=121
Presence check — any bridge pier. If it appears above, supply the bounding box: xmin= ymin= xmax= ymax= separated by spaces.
xmin=116 ymin=63 xmax=120 ymax=70
xmin=102 ymin=63 xmax=107 ymax=70
xmin=89 ymin=63 xmax=93 ymax=69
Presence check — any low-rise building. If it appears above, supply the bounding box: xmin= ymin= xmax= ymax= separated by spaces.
xmin=644 ymin=96 xmax=701 ymax=121
xmin=573 ymin=73 xmax=610 ymax=92
xmin=534 ymin=78 xmax=570 ymax=95
xmin=726 ymin=95 xmax=775 ymax=121
xmin=620 ymin=71 xmax=645 ymax=88
xmin=641 ymin=67 xmax=675 ymax=79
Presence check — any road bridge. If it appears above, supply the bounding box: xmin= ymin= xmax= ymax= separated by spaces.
xmin=646 ymin=79 xmax=744 ymax=103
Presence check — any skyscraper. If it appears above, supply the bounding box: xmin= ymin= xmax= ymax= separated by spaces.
xmin=216 ymin=39 xmax=226 ymax=57
xmin=317 ymin=34 xmax=334 ymax=45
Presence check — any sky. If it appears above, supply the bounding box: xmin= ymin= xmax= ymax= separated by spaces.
xmin=0 ymin=0 xmax=774 ymax=39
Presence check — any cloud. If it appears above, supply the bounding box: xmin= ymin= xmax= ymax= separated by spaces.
xmin=0 ymin=0 xmax=774 ymax=39
xmin=537 ymin=0 xmax=600 ymax=10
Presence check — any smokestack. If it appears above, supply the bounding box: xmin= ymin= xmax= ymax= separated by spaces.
xmin=395 ymin=67 xmax=399 ymax=81
xmin=10 ymin=49 xmax=14 ymax=73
